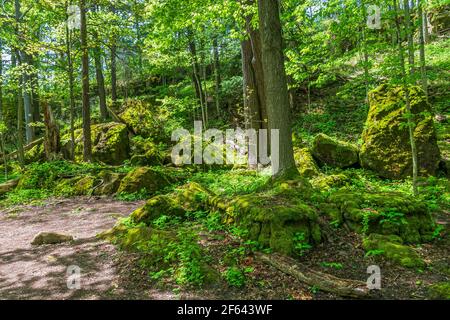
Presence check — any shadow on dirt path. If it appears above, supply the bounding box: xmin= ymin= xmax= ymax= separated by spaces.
xmin=0 ymin=197 xmax=145 ymax=299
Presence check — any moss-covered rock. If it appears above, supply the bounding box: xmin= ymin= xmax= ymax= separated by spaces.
xmin=321 ymin=189 xmax=436 ymax=243
xmin=131 ymin=195 xmax=186 ymax=225
xmin=73 ymin=176 xmax=96 ymax=195
xmin=360 ymin=85 xmax=441 ymax=179
xmin=130 ymin=137 xmax=164 ymax=166
xmin=428 ymin=281 xmax=450 ymax=300
xmin=119 ymin=99 xmax=162 ymax=138
xmin=61 ymin=122 xmax=129 ymax=165
xmin=220 ymin=189 xmax=321 ymax=256
xmin=130 ymin=182 xmax=213 ymax=225
xmin=310 ymin=173 xmax=351 ymax=190
xmin=294 ymin=147 xmax=320 ymax=178
xmin=117 ymin=167 xmax=170 ymax=194
xmin=31 ymin=232 xmax=74 ymax=245
xmin=311 ymin=133 xmax=359 ymax=168
xmin=94 ymin=171 xmax=124 ymax=195
xmin=362 ymin=233 xmax=424 ymax=268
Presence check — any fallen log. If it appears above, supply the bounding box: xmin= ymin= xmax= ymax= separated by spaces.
xmin=0 ymin=137 xmax=44 ymax=162
xmin=0 ymin=178 xmax=19 ymax=195
xmin=255 ymin=252 xmax=371 ymax=299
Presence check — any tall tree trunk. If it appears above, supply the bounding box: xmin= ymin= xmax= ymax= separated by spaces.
xmin=0 ymin=39 xmax=7 ymax=178
xmin=257 ymin=0 xmax=297 ymax=178
xmin=188 ymin=35 xmax=206 ymax=129
xmin=417 ymin=0 xmax=428 ymax=99
xmin=111 ymin=41 xmax=117 ymax=103
xmin=94 ymin=33 xmax=108 ymax=121
xmin=394 ymin=0 xmax=419 ymax=196
xmin=403 ymin=0 xmax=415 ymax=76
xmin=80 ymin=0 xmax=92 ymax=162
xmin=65 ymin=2 xmax=76 ymax=160
xmin=15 ymin=51 xmax=25 ymax=168
xmin=423 ymin=9 xmax=430 ymax=43
xmin=213 ymin=37 xmax=221 ymax=116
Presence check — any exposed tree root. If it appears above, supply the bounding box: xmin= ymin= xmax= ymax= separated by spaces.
xmin=256 ymin=252 xmax=372 ymax=299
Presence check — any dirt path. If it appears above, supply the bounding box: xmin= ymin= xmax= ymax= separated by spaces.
xmin=0 ymin=197 xmax=145 ymax=300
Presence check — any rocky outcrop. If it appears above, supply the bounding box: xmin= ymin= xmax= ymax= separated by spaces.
xmin=360 ymin=85 xmax=441 ymax=179
xmin=62 ymin=122 xmax=130 ymax=165
xmin=311 ymin=134 xmax=359 ymax=168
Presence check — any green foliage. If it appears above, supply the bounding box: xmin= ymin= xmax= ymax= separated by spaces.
xmin=223 ymin=267 xmax=246 ymax=288
xmin=293 ymin=232 xmax=312 ymax=257
xmin=115 ymin=188 xmax=150 ymax=202
xmin=320 ymin=262 xmax=344 ymax=270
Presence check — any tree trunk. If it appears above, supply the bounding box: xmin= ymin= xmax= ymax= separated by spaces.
xmin=111 ymin=41 xmax=117 ymax=103
xmin=65 ymin=3 xmax=76 ymax=160
xmin=403 ymin=0 xmax=415 ymax=76
xmin=417 ymin=0 xmax=428 ymax=99
xmin=94 ymin=33 xmax=108 ymax=121
xmin=394 ymin=0 xmax=419 ymax=196
xmin=257 ymin=0 xmax=297 ymax=178
xmin=188 ymin=35 xmax=206 ymax=129
xmin=0 ymin=39 xmax=7 ymax=178
xmin=43 ymin=101 xmax=60 ymax=160
xmin=80 ymin=0 xmax=92 ymax=162
xmin=213 ymin=37 xmax=221 ymax=116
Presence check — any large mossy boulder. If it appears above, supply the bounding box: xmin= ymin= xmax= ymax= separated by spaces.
xmin=362 ymin=233 xmax=424 ymax=268
xmin=117 ymin=167 xmax=170 ymax=194
xmin=119 ymin=99 xmax=162 ymax=138
xmin=311 ymin=133 xmax=359 ymax=168
xmin=130 ymin=182 xmax=212 ymax=225
xmin=130 ymin=137 xmax=164 ymax=166
xmin=294 ymin=147 xmax=320 ymax=178
xmin=223 ymin=194 xmax=322 ymax=255
xmin=62 ymin=122 xmax=130 ymax=165
xmin=320 ymin=189 xmax=436 ymax=243
xmin=360 ymin=85 xmax=441 ymax=179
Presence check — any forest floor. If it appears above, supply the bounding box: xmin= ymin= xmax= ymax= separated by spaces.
xmin=0 ymin=196 xmax=448 ymax=300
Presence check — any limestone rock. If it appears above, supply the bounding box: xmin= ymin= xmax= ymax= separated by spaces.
xmin=311 ymin=134 xmax=359 ymax=168
xmin=360 ymin=85 xmax=441 ymax=179
xmin=31 ymin=232 xmax=73 ymax=245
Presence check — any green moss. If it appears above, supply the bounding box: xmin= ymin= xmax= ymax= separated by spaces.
xmin=117 ymin=167 xmax=170 ymax=194
xmin=93 ymin=171 xmax=124 ymax=195
xmin=294 ymin=147 xmax=320 ymax=178
xmin=363 ymin=233 xmax=425 ymax=268
xmin=131 ymin=195 xmax=185 ymax=225
xmin=73 ymin=176 xmax=96 ymax=195
xmin=61 ymin=122 xmax=129 ymax=165
xmin=428 ymin=281 xmax=450 ymax=300
xmin=322 ymin=188 xmax=436 ymax=243
xmin=311 ymin=173 xmax=351 ymax=190
xmin=24 ymin=143 xmax=45 ymax=164
xmin=311 ymin=133 xmax=359 ymax=168
xmin=360 ymin=85 xmax=441 ymax=179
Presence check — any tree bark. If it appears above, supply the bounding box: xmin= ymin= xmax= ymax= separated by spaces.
xmin=111 ymin=41 xmax=117 ymax=103
xmin=80 ymin=0 xmax=92 ymax=162
xmin=94 ymin=33 xmax=108 ymax=121
xmin=394 ymin=0 xmax=419 ymax=196
xmin=257 ymin=0 xmax=297 ymax=178
xmin=403 ymin=0 xmax=415 ymax=76
xmin=0 ymin=39 xmax=7 ymax=178
xmin=65 ymin=2 xmax=76 ymax=160
xmin=213 ymin=37 xmax=221 ymax=116
xmin=417 ymin=0 xmax=428 ymax=99
xmin=43 ymin=101 xmax=60 ymax=160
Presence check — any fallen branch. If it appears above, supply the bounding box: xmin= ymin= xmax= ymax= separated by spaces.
xmin=255 ymin=252 xmax=371 ymax=299
xmin=0 ymin=138 xmax=44 ymax=162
